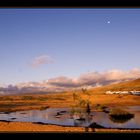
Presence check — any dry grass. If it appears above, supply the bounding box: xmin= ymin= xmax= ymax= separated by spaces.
xmin=0 ymin=92 xmax=140 ymax=112
xmin=90 ymin=78 xmax=140 ymax=93
xmin=1 ymin=78 xmax=140 ymax=112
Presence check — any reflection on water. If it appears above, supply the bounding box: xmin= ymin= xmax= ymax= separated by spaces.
xmin=0 ymin=106 xmax=140 ymax=128
xmin=109 ymin=115 xmax=133 ymax=124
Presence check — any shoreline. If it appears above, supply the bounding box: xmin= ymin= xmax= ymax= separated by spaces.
xmin=0 ymin=121 xmax=140 ymax=133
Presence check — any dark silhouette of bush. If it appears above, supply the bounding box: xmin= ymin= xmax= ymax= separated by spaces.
xmin=109 ymin=108 xmax=134 ymax=123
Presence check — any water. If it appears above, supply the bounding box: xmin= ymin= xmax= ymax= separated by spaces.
xmin=0 ymin=106 xmax=140 ymax=128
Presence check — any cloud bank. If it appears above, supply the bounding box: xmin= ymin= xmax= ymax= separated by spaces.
xmin=1 ymin=68 xmax=140 ymax=94
xmin=46 ymin=68 xmax=140 ymax=89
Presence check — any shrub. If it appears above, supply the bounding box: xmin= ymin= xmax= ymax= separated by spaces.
xmin=37 ymin=97 xmax=48 ymax=101
xmin=109 ymin=108 xmax=134 ymax=123
xmin=70 ymin=88 xmax=92 ymax=119
xmin=21 ymin=96 xmax=34 ymax=100
xmin=109 ymin=116 xmax=133 ymax=123
xmin=95 ymin=104 xmax=107 ymax=111
xmin=0 ymin=97 xmax=13 ymax=101
xmin=39 ymin=106 xmax=49 ymax=110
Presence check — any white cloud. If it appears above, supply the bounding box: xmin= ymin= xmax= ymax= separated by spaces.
xmin=44 ymin=68 xmax=140 ymax=90
xmin=31 ymin=55 xmax=53 ymax=68
xmin=103 ymin=68 xmax=140 ymax=81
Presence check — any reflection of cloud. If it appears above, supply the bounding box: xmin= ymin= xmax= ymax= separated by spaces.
xmin=31 ymin=55 xmax=53 ymax=68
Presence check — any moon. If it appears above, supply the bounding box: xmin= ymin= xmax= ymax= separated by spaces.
xmin=107 ymin=21 xmax=110 ymax=24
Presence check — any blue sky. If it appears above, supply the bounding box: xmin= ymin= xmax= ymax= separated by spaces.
xmin=0 ymin=8 xmax=140 ymax=85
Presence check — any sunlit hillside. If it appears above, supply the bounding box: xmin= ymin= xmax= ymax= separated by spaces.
xmin=90 ymin=78 xmax=140 ymax=94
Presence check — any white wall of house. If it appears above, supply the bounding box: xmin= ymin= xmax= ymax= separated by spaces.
xmin=105 ymin=90 xmax=140 ymax=95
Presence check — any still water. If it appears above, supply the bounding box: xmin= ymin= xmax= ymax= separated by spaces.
xmin=0 ymin=106 xmax=140 ymax=128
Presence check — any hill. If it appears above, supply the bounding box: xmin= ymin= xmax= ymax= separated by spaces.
xmin=90 ymin=78 xmax=140 ymax=94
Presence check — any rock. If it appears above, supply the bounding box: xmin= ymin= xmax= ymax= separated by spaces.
xmin=89 ymin=122 xmax=105 ymax=128
xmin=10 ymin=118 xmax=17 ymax=120
xmin=76 ymin=118 xmax=85 ymax=121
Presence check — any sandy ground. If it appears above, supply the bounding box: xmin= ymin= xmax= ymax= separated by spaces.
xmin=0 ymin=121 xmax=140 ymax=133
xmin=0 ymin=121 xmax=84 ymax=132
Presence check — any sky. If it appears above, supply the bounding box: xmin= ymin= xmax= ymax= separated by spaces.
xmin=0 ymin=8 xmax=140 ymax=85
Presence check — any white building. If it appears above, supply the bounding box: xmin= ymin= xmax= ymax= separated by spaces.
xmin=105 ymin=90 xmax=140 ymax=95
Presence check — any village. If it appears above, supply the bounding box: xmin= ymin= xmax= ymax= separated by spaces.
xmin=105 ymin=90 xmax=140 ymax=95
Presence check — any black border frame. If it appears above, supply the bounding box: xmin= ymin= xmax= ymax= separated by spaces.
xmin=0 ymin=0 xmax=140 ymax=7
xmin=0 ymin=0 xmax=140 ymax=139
